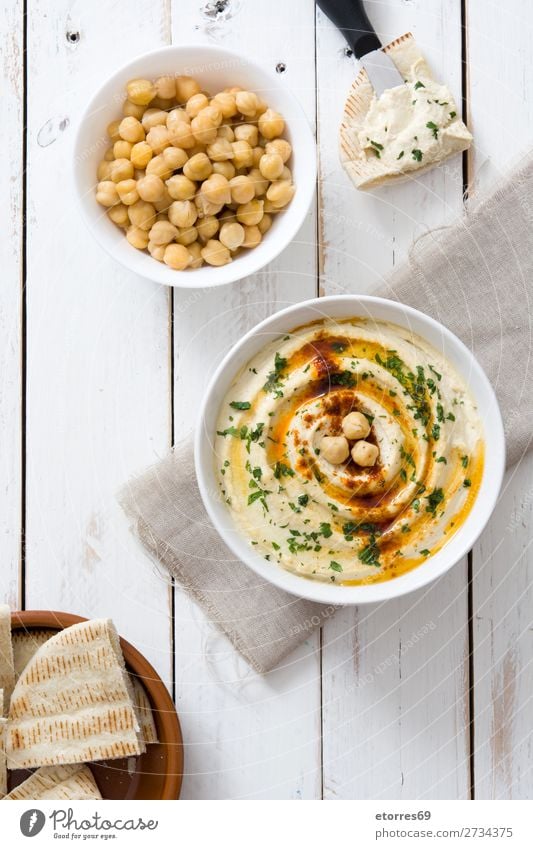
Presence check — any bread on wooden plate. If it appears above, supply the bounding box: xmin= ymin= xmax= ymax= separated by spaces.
xmin=4 ymin=764 xmax=102 ymax=801
xmin=340 ymin=32 xmax=472 ymax=190
xmin=5 ymin=618 xmax=146 ymax=770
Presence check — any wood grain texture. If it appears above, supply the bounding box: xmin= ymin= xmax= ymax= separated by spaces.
xmin=23 ymin=1 xmax=174 ymax=682
xmin=466 ymin=0 xmax=533 ymax=799
xmin=170 ymin=0 xmax=322 ymax=799
xmin=316 ymin=0 xmax=471 ymax=798
xmin=0 ymin=0 xmax=23 ymax=609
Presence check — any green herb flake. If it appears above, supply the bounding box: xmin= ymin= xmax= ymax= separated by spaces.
xmin=329 ymin=561 xmax=343 ymax=573
xmin=320 ymin=522 xmax=333 ymax=538
xmin=426 ymin=487 xmax=445 ymax=516
xmin=420 ymin=549 xmax=431 ymax=557
xmin=397 ymin=150 xmax=405 ymax=160
xmin=414 ymin=81 xmax=425 ymax=90
xmin=297 ymin=494 xmax=309 ymax=507
xmin=273 ymin=461 xmax=294 ymax=480
xmin=463 ymin=479 xmax=472 ymax=488
xmin=412 ymin=149 xmax=423 ymax=162
xmin=229 ymin=401 xmax=251 ymax=410
xmin=426 ymin=120 xmax=439 ymax=139
xmin=461 ymin=455 xmax=469 ymax=469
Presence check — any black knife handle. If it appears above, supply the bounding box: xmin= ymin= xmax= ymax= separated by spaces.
xmin=317 ymin=0 xmax=381 ymax=59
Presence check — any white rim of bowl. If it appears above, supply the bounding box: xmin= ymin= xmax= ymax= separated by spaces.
xmin=72 ymin=44 xmax=317 ymax=289
xmin=195 ymin=294 xmax=506 ymax=604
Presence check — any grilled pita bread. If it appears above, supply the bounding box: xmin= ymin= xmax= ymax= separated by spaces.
xmin=12 ymin=629 xmax=157 ymax=745
xmin=0 ymin=710 xmax=6 ymax=797
xmin=4 ymin=764 xmax=102 ymax=800
xmin=0 ymin=606 xmax=15 ymax=714
xmin=131 ymin=676 xmax=158 ymax=744
xmin=340 ymin=33 xmax=472 ymax=189
xmin=5 ymin=619 xmax=146 ymax=769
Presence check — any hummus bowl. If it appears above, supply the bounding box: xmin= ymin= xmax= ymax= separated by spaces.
xmin=196 ymin=296 xmax=505 ymax=604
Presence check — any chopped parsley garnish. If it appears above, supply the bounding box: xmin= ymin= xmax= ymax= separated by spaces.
xmin=463 ymin=479 xmax=472 ymax=488
xmin=330 ymin=370 xmax=357 ymax=388
xmin=436 ymin=456 xmax=447 ymax=464
xmin=426 ymin=487 xmax=445 ymax=516
xmin=461 ymin=455 xmax=469 ymax=468
xmin=331 ymin=340 xmax=348 ymax=352
xmin=412 ymin=498 xmax=420 ymax=513
xmin=426 ymin=120 xmax=439 ymax=139
xmin=217 ymin=422 xmax=264 ymax=453
xmin=375 ymin=352 xmax=430 ymax=426
xmin=370 ymin=139 xmax=384 ymax=158
xmin=320 ymin=522 xmax=333 ymax=538
xmin=420 ymin=549 xmax=431 ymax=557
xmin=412 ymin=149 xmax=423 ymax=162
xmin=397 ymin=150 xmax=405 ymax=160
xmin=329 ymin=561 xmax=343 ymax=573
xmin=431 ymin=423 xmax=441 ymax=441
xmin=414 ymin=81 xmax=425 ymax=90
xmin=273 ymin=461 xmax=294 ymax=479
xmin=358 ymin=533 xmax=381 ymax=568
xmin=263 ymin=352 xmax=287 ymax=396
xmin=229 ymin=401 xmax=251 ymax=410
xmin=297 ymin=494 xmax=309 ymax=507
xmin=449 ymin=111 xmax=457 ymax=119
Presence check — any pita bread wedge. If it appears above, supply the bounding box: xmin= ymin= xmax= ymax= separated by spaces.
xmin=12 ymin=629 xmax=56 ymax=680
xmin=131 ymin=676 xmax=158 ymax=744
xmin=340 ymin=33 xmax=472 ymax=190
xmin=0 ymin=710 xmax=6 ymax=797
xmin=0 ymin=606 xmax=15 ymax=714
xmin=5 ymin=618 xmax=146 ymax=769
xmin=4 ymin=763 xmax=102 ymax=800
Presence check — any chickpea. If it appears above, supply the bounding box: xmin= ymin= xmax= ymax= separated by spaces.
xmin=321 ymin=436 xmax=350 ymax=465
xmin=116 ymin=178 xmax=139 ymax=206
xmin=129 ymin=142 xmax=151 ymax=169
xmin=241 ymin=225 xmax=262 ymax=248
xmin=153 ymin=187 xmax=173 ymax=213
xmin=96 ymin=180 xmax=120 ymax=207
xmin=248 ymin=167 xmax=269 ymax=197
xmin=186 ymin=92 xmax=209 ymax=118
xmin=195 ymin=193 xmax=224 ymax=217
xmin=211 ymin=91 xmax=238 ymax=118
xmin=104 ymin=146 xmax=115 ymax=162
xmin=107 ymin=203 xmax=129 ymax=227
xmin=266 ymin=179 xmax=295 ymax=208
xmin=126 ymin=78 xmax=156 ymax=106
xmin=234 ymin=124 xmax=259 ymax=147
xmin=342 ymin=412 xmax=370 ymax=441
xmin=149 ymin=219 xmax=179 ymax=245
xmin=166 ymin=174 xmax=197 ymax=201
xmin=175 ymin=75 xmax=201 ymax=104
xmin=207 ymin=137 xmax=233 ymax=162
xmin=201 ymin=174 xmax=231 ymax=205
xmin=219 ymin=221 xmax=245 ymax=251
xmin=235 ymin=90 xmax=259 ymax=117
xmin=168 ymin=200 xmax=198 ymax=229
xmin=251 ymin=146 xmax=263 ymax=168
xmin=162 ymin=243 xmax=190 ymax=270
xmin=236 ymin=199 xmax=264 ymax=226
xmin=280 ymin=165 xmax=292 ymax=181
xmin=148 ymin=241 xmax=166 ymax=261
xmin=231 ymin=140 xmax=254 ymax=169
xmin=351 ymin=440 xmax=379 ymax=467
xmin=146 ymin=125 xmax=170 ymax=154
xmin=196 ymin=215 xmax=219 ymax=242
xmin=213 ymin=160 xmax=236 ymax=180
xmin=113 ymin=140 xmax=132 ymax=159
xmin=137 ymin=174 xmax=166 ymax=203
xmin=122 ymin=100 xmax=146 ymax=120
xmin=107 ymin=120 xmax=121 ymax=142
xmin=162 ymin=146 xmax=188 ymax=171
xmin=217 ymin=124 xmax=235 ymax=142
xmin=142 ymin=108 xmax=168 ymax=132
xmin=201 ymin=239 xmax=231 ymax=266
xmin=126 ymin=226 xmax=150 ymax=249
xmin=257 ymin=213 xmax=272 ymax=235
xmin=166 ymin=112 xmax=196 ymax=149
xmin=151 ymin=96 xmax=174 ymax=111
xmin=110 ymin=158 xmax=134 ymax=182
xmin=266 ymin=138 xmax=292 ymax=163
xmin=97 ymin=160 xmax=112 ymax=181
xmin=229 ymin=174 xmax=255 ymax=204
xmin=146 ymin=154 xmax=173 ymax=179
xmin=191 ymin=109 xmax=220 ymax=145
xmin=119 ymin=116 xmax=145 ymax=143
xmin=259 ymin=152 xmax=284 ymax=181
xmin=128 ymin=200 xmax=156 ymax=231
xmin=259 ymin=108 xmax=285 ymax=139
xmin=176 ymin=226 xmax=198 ymax=246
xmin=187 ymin=241 xmax=204 ymax=268
xmin=183 ymin=152 xmax=213 ymax=182
xmin=154 ymin=75 xmax=176 ymax=100
xmin=255 ymin=97 xmax=268 ymax=116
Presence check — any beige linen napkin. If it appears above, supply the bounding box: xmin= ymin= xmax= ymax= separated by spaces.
xmin=121 ymin=151 xmax=533 ymax=673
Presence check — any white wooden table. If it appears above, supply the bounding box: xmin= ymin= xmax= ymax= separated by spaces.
xmin=2 ymin=0 xmax=532 ymax=799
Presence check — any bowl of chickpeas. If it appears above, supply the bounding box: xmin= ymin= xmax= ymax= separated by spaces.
xmin=74 ymin=45 xmax=316 ymax=287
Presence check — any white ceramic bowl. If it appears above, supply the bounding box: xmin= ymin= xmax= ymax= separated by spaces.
xmin=73 ymin=45 xmax=316 ymax=288
xmin=195 ymin=295 xmax=505 ymax=605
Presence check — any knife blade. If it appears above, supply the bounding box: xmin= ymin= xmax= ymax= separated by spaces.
xmin=358 ymin=48 xmax=404 ymax=97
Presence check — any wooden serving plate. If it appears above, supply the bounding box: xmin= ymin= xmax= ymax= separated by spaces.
xmin=8 ymin=611 xmax=184 ymax=800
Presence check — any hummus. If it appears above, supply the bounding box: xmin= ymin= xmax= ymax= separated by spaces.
xmin=214 ymin=318 xmax=484 ymax=585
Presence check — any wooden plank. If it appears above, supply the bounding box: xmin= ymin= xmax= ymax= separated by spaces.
xmin=0 ymin=0 xmax=23 ymax=609
xmin=171 ymin=0 xmax=322 ymax=799
xmin=24 ymin=1 xmax=174 ymax=683
xmin=465 ymin=0 xmax=533 ymax=800
xmin=316 ymin=0 xmax=471 ymax=798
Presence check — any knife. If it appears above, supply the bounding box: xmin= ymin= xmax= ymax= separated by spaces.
xmin=317 ymin=0 xmax=404 ymax=96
